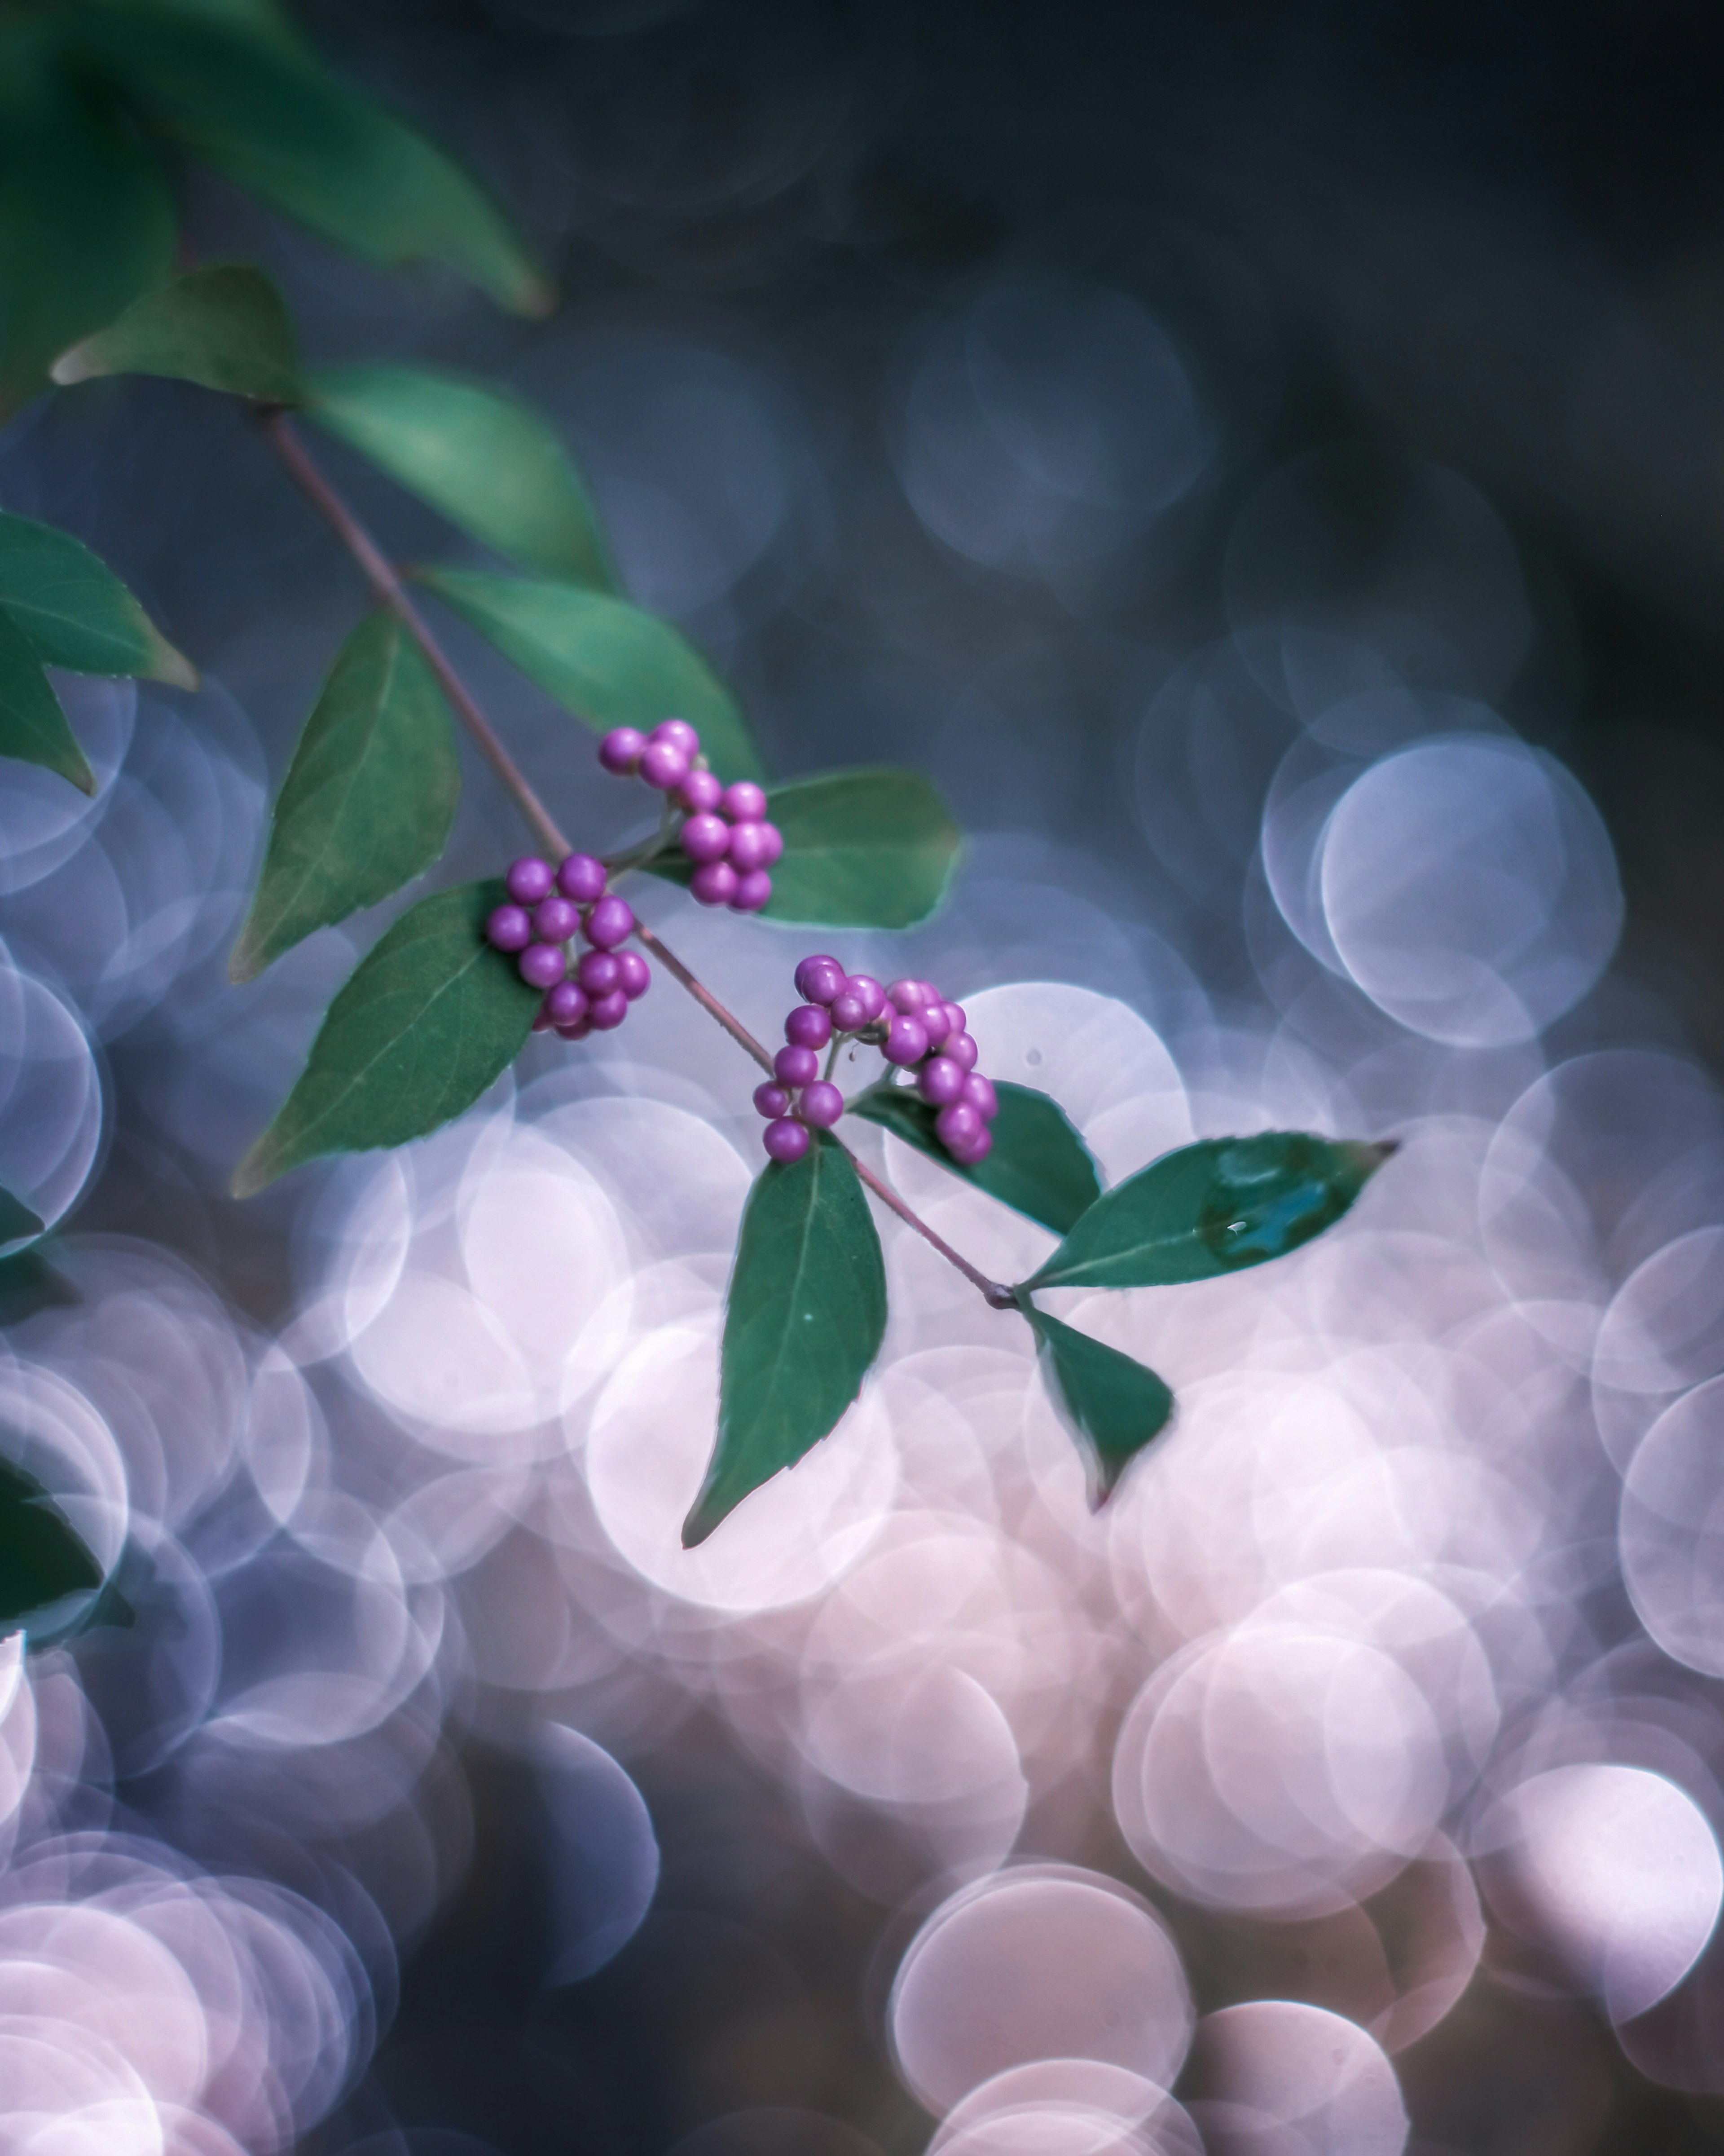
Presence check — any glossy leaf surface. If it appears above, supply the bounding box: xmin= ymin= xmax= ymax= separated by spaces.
xmin=0 ymin=608 xmax=93 ymax=794
xmin=309 ymin=365 xmax=616 ymax=587
xmin=686 ymin=1133 xmax=886 ymax=1547
xmin=53 ymin=260 xmax=303 ymax=402
xmin=1020 ymin=1298 xmax=1174 ymax=1505
xmin=849 ymin=1076 xmax=1099 ymax=1235
xmin=1025 ymin=1132 xmax=1394 ymax=1292
xmin=418 ymin=567 xmax=763 ymax=781
xmin=0 ymin=512 xmax=195 ymax=685
xmin=234 ymin=879 xmax=540 ymax=1195
xmin=0 ymin=1455 xmax=102 ymax=1637
xmin=0 ymin=1186 xmax=45 ymax=1246
xmin=231 ymin=611 xmax=460 ymax=980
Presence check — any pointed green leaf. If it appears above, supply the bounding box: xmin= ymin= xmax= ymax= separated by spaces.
xmin=0 ymin=608 xmax=94 ymax=794
xmin=230 ymin=611 xmax=460 ymax=981
xmin=0 ymin=1454 xmax=102 ymax=1637
xmin=0 ymin=512 xmax=196 ymax=686
xmin=0 ymin=1248 xmax=78 ymax=1330
xmin=53 ymin=261 xmax=303 ymax=403
xmin=415 ymin=567 xmax=764 ymax=783
xmin=685 ymin=1133 xmax=886 ymax=1547
xmin=0 ymin=1186 xmax=45 ymax=1246
xmin=1018 ymin=1297 xmax=1174 ymax=1506
xmin=1025 ymin=1133 xmax=1395 ymax=1292
xmin=234 ymin=879 xmax=541 ymax=1196
xmin=308 ymin=365 xmax=616 ymax=588
xmin=849 ymin=1076 xmax=1099 ymax=1234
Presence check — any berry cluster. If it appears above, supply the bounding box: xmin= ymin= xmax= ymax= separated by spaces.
xmin=598 ymin=719 xmax=783 ymax=913
xmin=751 ymin=956 xmax=998 ymax=1165
xmin=484 ymin=854 xmax=646 ymax=1042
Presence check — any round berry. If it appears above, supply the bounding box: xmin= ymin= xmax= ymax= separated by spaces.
xmin=935 ymin=1100 xmax=981 ymax=1150
xmin=585 ymin=894 xmax=634 ymax=949
xmin=962 ymin=1072 xmax=998 ymax=1121
xmin=486 ymin=904 xmax=533 ymax=953
xmin=589 ymin=990 xmax=629 ymax=1030
xmin=774 ymin=1044 xmax=819 ymax=1088
xmin=557 ymin=1017 xmax=593 ymax=1043
xmin=884 ymin=1014 xmax=928 ymax=1067
xmin=680 ymin=812 xmax=731 ymax=864
xmin=532 ymin=1006 xmax=554 ymax=1032
xmin=846 ymin=975 xmax=886 ymax=1023
xmin=639 ymin=740 xmax=690 ymax=791
xmin=721 ymin=781 xmax=767 ymax=823
xmin=753 ymin=1081 xmax=791 ymax=1120
xmin=676 ymin=768 xmax=724 ymax=815
xmin=797 ymin=1080 xmax=844 ymax=1129
xmin=615 ymin=951 xmax=651 ymax=1000
xmin=576 ymin=949 xmax=620 ymax=996
xmin=888 ymin=979 xmax=929 ymax=1015
xmin=730 ymin=870 xmax=772 ymax=913
xmin=519 ymin=942 xmax=566 ymax=991
xmin=556 ymin=852 xmax=607 ymax=903
xmin=917 ymin=1055 xmax=965 ymax=1106
xmin=690 ymin=860 xmax=738 ymax=907
xmin=651 ymin=718 xmax=700 ymax=758
xmin=786 ymin=1004 xmax=832 ymax=1051
xmin=829 ymin=985 xmax=869 ymax=1032
xmin=794 ymin=955 xmax=845 ymax=1005
xmin=755 ymin=821 xmax=784 ymax=867
xmin=532 ymin=895 xmax=581 ymax=944
xmin=950 ymin=1128 xmax=993 ymax=1166
xmin=726 ymin=820 xmax=772 ymax=873
xmin=944 ymin=1030 xmax=979 ymax=1072
xmin=920 ymin=1001 xmax=953 ymax=1047
xmin=941 ymin=1002 xmax=968 ymax=1038
xmin=763 ymin=1117 xmax=810 ymax=1163
xmin=545 ymin=980 xmax=589 ymax=1028
xmin=599 ymin=727 xmax=646 ymax=775
xmin=506 ymin=856 xmax=554 ymax=905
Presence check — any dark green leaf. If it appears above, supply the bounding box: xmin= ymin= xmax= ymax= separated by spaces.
xmin=1024 ymin=1132 xmax=1396 ymax=1292
xmin=52 ymin=260 xmax=303 ymax=402
xmin=685 ymin=1132 xmax=886 ymax=1547
xmin=0 ymin=1186 xmax=45 ymax=1246
xmin=0 ymin=19 xmax=177 ymax=414
xmin=416 ymin=567 xmax=764 ymax=783
xmin=0 ymin=511 xmax=196 ymax=686
xmin=0 ymin=607 xmax=94 ymax=794
xmin=1018 ymin=1296 xmax=1174 ymax=1506
xmin=0 ymin=1454 xmax=102 ymax=1637
xmin=234 ymin=879 xmax=541 ymax=1196
xmin=230 ymin=611 xmax=460 ymax=981
xmin=0 ymin=1248 xmax=79 ymax=1329
xmin=308 ymin=365 xmax=616 ymax=588
xmin=849 ymin=1076 xmax=1099 ymax=1235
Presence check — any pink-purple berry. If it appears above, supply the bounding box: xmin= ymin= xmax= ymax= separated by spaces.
xmin=589 ymin=990 xmax=629 ymax=1031
xmin=690 ymin=860 xmax=738 ymax=907
xmin=651 ymin=718 xmax=700 ymax=758
xmin=598 ymin=727 xmax=646 ymax=775
xmin=585 ymin=895 xmax=634 ymax=949
xmin=577 ymin=949 xmax=620 ymax=996
xmin=638 ymin=741 xmax=689 ymax=791
xmin=775 ymin=1044 xmax=820 ymax=1089
xmin=887 ymin=979 xmax=925 ymax=1014
xmin=754 ymin=1081 xmax=791 ymax=1120
xmin=532 ymin=895 xmax=581 ymax=944
xmin=506 ymin=856 xmax=555 ymax=905
xmin=558 ymin=1017 xmax=593 ymax=1043
xmin=936 ymin=1100 xmax=981 ymax=1150
xmin=730 ymin=869 xmax=772 ymax=913
xmin=785 ymin=1005 xmax=832 ymax=1051
xmin=681 ymin=812 xmax=732 ymax=864
xmin=950 ymin=1128 xmax=992 ymax=1166
xmin=763 ymin=1117 xmax=810 ymax=1163
xmin=884 ymin=1014 xmax=928 ymax=1067
xmin=721 ymin=781 xmax=767 ymax=823
xmin=918 ymin=1055 xmax=965 ymax=1106
xmin=486 ymin=904 xmax=533 ymax=953
xmin=795 ymin=955 xmax=845 ymax=1005
xmin=848 ymin=976 xmax=886 ymax=1023
xmin=545 ymin=980 xmax=589 ymax=1028
xmin=940 ymin=1004 xmax=967 ymax=1040
xmin=796 ymin=1080 xmax=844 ymax=1129
xmin=920 ymin=1002 xmax=953 ymax=1046
xmin=755 ymin=822 xmax=784 ymax=867
xmin=557 ymin=853 xmax=607 ymax=903
xmin=615 ymin=951 xmax=651 ymax=1000
xmin=945 ymin=1030 xmax=979 ymax=1072
xmin=725 ymin=820 xmax=772 ymax=873
xmin=677 ymin=769 xmax=724 ymax=815
xmin=962 ymin=1072 xmax=998 ymax=1120
xmin=519 ymin=942 xmax=566 ymax=991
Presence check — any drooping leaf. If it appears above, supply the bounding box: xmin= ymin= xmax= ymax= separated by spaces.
xmin=849 ymin=1076 xmax=1099 ymax=1235
xmin=0 ymin=1186 xmax=45 ymax=1246
xmin=234 ymin=879 xmax=541 ymax=1196
xmin=415 ymin=567 xmax=764 ymax=783
xmin=0 ymin=511 xmax=196 ymax=686
xmin=308 ymin=365 xmax=616 ymax=588
xmin=685 ymin=1133 xmax=886 ymax=1547
xmin=0 ymin=608 xmax=94 ymax=794
xmin=0 ymin=1454 xmax=103 ymax=1637
xmin=1024 ymin=1133 xmax=1395 ymax=1293
xmin=230 ymin=611 xmax=460 ymax=982
xmin=52 ymin=260 xmax=303 ymax=402
xmin=1018 ymin=1296 xmax=1174 ymax=1506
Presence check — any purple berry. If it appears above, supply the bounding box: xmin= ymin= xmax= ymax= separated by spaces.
xmin=532 ymin=1007 xmax=554 ymax=1032
xmin=506 ymin=856 xmax=554 ymax=905
xmin=756 ymin=822 xmax=784 ymax=867
xmin=918 ymin=1055 xmax=965 ymax=1106
xmin=726 ymin=820 xmax=772 ymax=873
xmin=884 ymin=1014 xmax=928 ymax=1067
xmin=962 ymin=1072 xmax=998 ymax=1121
xmin=557 ymin=1017 xmax=593 ymax=1043
xmin=829 ymin=986 xmax=869 ymax=1032
xmin=763 ymin=1117 xmax=810 ymax=1163
xmin=639 ymin=741 xmax=689 ymax=791
xmin=690 ymin=860 xmax=738 ymax=907
xmin=651 ymin=718 xmax=700 ymax=758
xmin=532 ymin=895 xmax=581 ymax=944
xmin=589 ymin=990 xmax=629 ymax=1030
xmin=797 ymin=1080 xmax=844 ymax=1129
xmin=577 ymin=949 xmax=620 ymax=996
xmin=598 ymin=727 xmax=646 ymax=776
xmin=519 ymin=942 xmax=566 ymax=990
xmin=920 ymin=1001 xmax=953 ymax=1047
xmin=950 ymin=1128 xmax=992 ymax=1166
xmin=585 ymin=894 xmax=634 ymax=948
xmin=794 ymin=955 xmax=845 ymax=1005
xmin=935 ymin=1100 xmax=981 ymax=1150
xmin=486 ymin=904 xmax=533 ymax=953
xmin=847 ymin=975 xmax=886 ymax=1023
xmin=753 ymin=1081 xmax=791 ymax=1120
xmin=721 ymin=781 xmax=767 ymax=823
xmin=941 ymin=1003 xmax=968 ymax=1039
xmin=556 ymin=853 xmax=607 ymax=903
xmin=677 ymin=769 xmax=724 ymax=814
xmin=615 ymin=951 xmax=651 ymax=1000
xmin=680 ymin=812 xmax=732 ymax=864
xmin=775 ymin=1044 xmax=820 ymax=1088
xmin=786 ymin=1004 xmax=832 ymax=1050
xmin=888 ymin=979 xmax=929 ymax=1015
xmin=730 ymin=870 xmax=772 ymax=913
xmin=945 ymin=1031 xmax=979 ymax=1072
xmin=545 ymin=980 xmax=589 ymax=1028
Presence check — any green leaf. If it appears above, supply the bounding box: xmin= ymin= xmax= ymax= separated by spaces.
xmin=651 ymin=768 xmax=959 ymax=928
xmin=0 ymin=1248 xmax=79 ymax=1329
xmin=0 ymin=511 xmax=196 ymax=687
xmin=308 ymin=365 xmax=616 ymax=589
xmin=0 ymin=608 xmax=95 ymax=794
xmin=0 ymin=1186 xmax=45 ymax=1246
xmin=1025 ymin=1133 xmax=1396 ymax=1293
xmin=416 ymin=567 xmax=764 ymax=783
xmin=230 ymin=611 xmax=460 ymax=982
xmin=0 ymin=1454 xmax=103 ymax=1638
xmin=849 ymin=1076 xmax=1099 ymax=1235
xmin=1018 ymin=1296 xmax=1174 ymax=1506
xmin=234 ymin=879 xmax=541 ymax=1196
xmin=685 ymin=1132 xmax=887 ymax=1547
xmin=52 ymin=260 xmax=303 ymax=402
xmin=0 ymin=19 xmax=177 ymax=414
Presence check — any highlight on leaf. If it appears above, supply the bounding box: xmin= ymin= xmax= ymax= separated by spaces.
xmin=0 ymin=511 xmax=196 ymax=688
xmin=850 ymin=1075 xmax=1099 ymax=1233
xmin=52 ymin=260 xmax=304 ymax=402
xmin=1017 ymin=1296 xmax=1175 ymax=1508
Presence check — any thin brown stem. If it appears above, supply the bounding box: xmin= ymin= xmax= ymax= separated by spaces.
xmin=839 ymin=1147 xmax=1017 ymax=1306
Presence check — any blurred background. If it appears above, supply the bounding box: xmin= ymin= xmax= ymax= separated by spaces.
xmin=4 ymin=2 xmax=1724 ymax=2151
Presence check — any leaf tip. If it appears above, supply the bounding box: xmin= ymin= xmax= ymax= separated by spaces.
xmin=227 ymin=937 xmax=262 ymax=986
xmin=148 ymin=639 xmax=200 ymax=692
xmin=229 ymin=1143 xmax=277 ymax=1201
xmin=679 ymin=1492 xmax=728 ymax=1549
xmin=48 ymin=345 xmax=99 ymax=388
